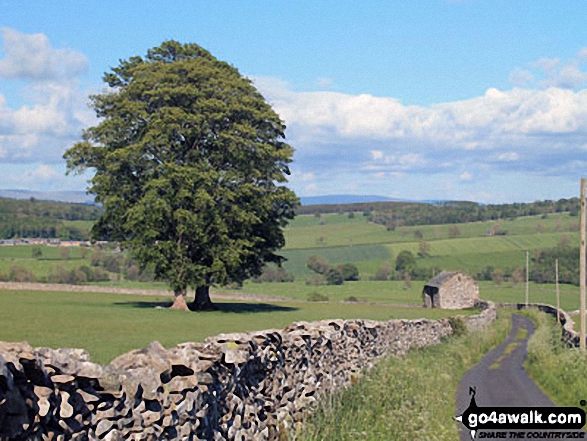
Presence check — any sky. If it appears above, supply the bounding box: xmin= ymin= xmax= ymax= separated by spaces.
xmin=1 ymin=1 xmax=587 ymax=203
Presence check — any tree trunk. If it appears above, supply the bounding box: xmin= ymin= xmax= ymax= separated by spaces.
xmin=170 ymin=289 xmax=189 ymax=311
xmin=191 ymin=286 xmax=217 ymax=311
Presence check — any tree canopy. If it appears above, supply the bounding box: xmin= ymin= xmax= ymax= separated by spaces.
xmin=65 ymin=41 xmax=298 ymax=310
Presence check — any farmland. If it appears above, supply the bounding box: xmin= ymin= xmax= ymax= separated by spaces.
xmin=0 ymin=204 xmax=581 ymax=363
xmin=0 ymin=289 xmax=471 ymax=364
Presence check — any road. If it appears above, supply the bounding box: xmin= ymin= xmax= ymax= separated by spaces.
xmin=456 ymin=314 xmax=584 ymax=440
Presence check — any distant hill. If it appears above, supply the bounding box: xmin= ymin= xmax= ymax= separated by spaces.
xmin=0 ymin=190 xmax=95 ymax=204
xmin=300 ymin=194 xmax=405 ymax=206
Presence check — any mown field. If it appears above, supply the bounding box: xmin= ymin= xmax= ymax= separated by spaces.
xmin=0 ymin=289 xmax=473 ymax=364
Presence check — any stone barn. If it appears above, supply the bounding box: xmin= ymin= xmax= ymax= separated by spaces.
xmin=422 ymin=271 xmax=479 ymax=309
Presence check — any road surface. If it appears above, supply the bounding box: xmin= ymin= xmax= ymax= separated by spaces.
xmin=456 ymin=314 xmax=584 ymax=440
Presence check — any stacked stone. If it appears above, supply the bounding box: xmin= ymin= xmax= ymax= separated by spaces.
xmin=0 ymin=307 xmax=495 ymax=440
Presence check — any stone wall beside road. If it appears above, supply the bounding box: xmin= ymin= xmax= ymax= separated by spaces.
xmin=0 ymin=303 xmax=496 ymax=440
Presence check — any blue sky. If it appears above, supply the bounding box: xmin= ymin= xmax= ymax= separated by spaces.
xmin=1 ymin=1 xmax=587 ymax=203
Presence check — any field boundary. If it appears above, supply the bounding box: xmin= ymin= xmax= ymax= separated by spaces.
xmin=0 ymin=302 xmax=496 ymax=439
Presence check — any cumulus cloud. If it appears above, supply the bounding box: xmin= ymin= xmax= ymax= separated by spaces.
xmin=0 ymin=29 xmax=95 ymax=166
xmin=254 ymin=75 xmax=587 ymax=201
xmin=511 ymin=49 xmax=587 ymax=90
xmin=0 ymin=28 xmax=88 ymax=80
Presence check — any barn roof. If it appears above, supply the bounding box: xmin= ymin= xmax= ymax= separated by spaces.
xmin=424 ymin=271 xmax=462 ymax=288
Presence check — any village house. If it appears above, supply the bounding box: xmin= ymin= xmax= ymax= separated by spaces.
xmin=422 ymin=271 xmax=479 ymax=309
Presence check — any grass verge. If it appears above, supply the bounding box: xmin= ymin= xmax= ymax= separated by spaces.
xmin=296 ymin=310 xmax=512 ymax=440
xmin=524 ymin=309 xmax=587 ymax=408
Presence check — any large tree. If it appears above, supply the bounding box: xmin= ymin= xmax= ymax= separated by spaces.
xmin=65 ymin=41 xmax=298 ymax=310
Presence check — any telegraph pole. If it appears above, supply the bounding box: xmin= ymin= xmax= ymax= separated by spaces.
xmin=525 ymin=250 xmax=529 ymax=307
xmin=555 ymin=258 xmax=560 ymax=324
xmin=580 ymin=178 xmax=586 ymax=351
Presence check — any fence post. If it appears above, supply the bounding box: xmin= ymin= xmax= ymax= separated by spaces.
xmin=580 ymin=178 xmax=586 ymax=351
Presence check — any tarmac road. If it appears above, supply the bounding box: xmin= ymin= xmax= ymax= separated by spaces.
xmin=455 ymin=314 xmax=585 ymax=441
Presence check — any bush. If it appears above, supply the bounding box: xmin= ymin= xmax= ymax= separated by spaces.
xmin=448 ymin=316 xmax=468 ymax=337
xmin=307 ymin=255 xmax=330 ymax=274
xmin=91 ymin=267 xmax=111 ymax=282
xmin=103 ymin=254 xmax=123 ymax=273
xmin=345 ymin=296 xmax=359 ymax=302
xmin=252 ymin=266 xmax=295 ymax=283
xmin=337 ymin=263 xmax=359 ymax=281
xmin=90 ymin=250 xmax=105 ymax=266
xmin=325 ymin=268 xmax=344 ymax=285
xmin=8 ymin=266 xmax=36 ymax=283
xmin=307 ymin=291 xmax=329 ymax=302
xmin=125 ymin=264 xmax=141 ymax=281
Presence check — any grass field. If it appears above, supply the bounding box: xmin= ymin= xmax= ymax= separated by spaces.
xmin=0 ymin=289 xmax=475 ymax=364
xmin=225 ymin=280 xmax=581 ymax=312
xmin=0 ymin=208 xmax=581 ymax=365
xmin=283 ymin=212 xmax=579 ymax=250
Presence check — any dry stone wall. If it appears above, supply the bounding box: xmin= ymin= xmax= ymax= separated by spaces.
xmin=0 ymin=304 xmax=495 ymax=440
xmin=500 ymin=303 xmax=581 ymax=347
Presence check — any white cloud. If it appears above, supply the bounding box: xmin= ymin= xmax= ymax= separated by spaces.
xmin=0 ymin=30 xmax=95 ymax=164
xmin=495 ymin=152 xmax=519 ymax=162
xmin=513 ymin=52 xmax=587 ymax=90
xmin=371 ymin=150 xmax=384 ymax=160
xmin=255 ymin=74 xmax=587 ymax=203
xmin=0 ymin=28 xmax=88 ymax=80
xmin=459 ymin=171 xmax=473 ymax=181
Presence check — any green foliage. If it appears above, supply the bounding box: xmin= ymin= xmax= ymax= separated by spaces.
xmin=325 ymin=268 xmax=344 ymax=285
xmin=64 ymin=40 xmax=298 ymax=299
xmin=0 ymin=197 xmax=100 ymax=240
xmin=252 ymin=266 xmax=295 ymax=283
xmin=306 ymin=255 xmax=331 ymax=275
xmin=448 ymin=316 xmax=468 ymax=337
xmin=395 ymin=250 xmax=417 ymax=275
xmin=531 ymin=246 xmax=579 ymax=285
xmin=6 ymin=265 xmax=36 ymax=282
xmin=525 ymin=310 xmax=587 ymax=409
xmin=298 ymin=198 xmax=579 ymax=228
xmin=336 ymin=263 xmax=360 ymax=281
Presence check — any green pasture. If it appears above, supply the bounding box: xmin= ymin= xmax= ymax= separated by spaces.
xmin=279 ymin=232 xmax=576 ymax=279
xmin=0 ymin=289 xmax=473 ymax=364
xmin=0 ymin=245 xmax=85 ymax=260
xmin=230 ymin=280 xmax=424 ymax=304
xmin=224 ymin=280 xmax=580 ymax=312
xmin=280 ymin=244 xmax=392 ymax=277
xmin=283 ymin=212 xmax=579 ymax=250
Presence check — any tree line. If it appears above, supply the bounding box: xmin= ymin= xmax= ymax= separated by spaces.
xmin=299 ymin=198 xmax=580 ymax=228
xmin=0 ymin=197 xmax=102 ymax=240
